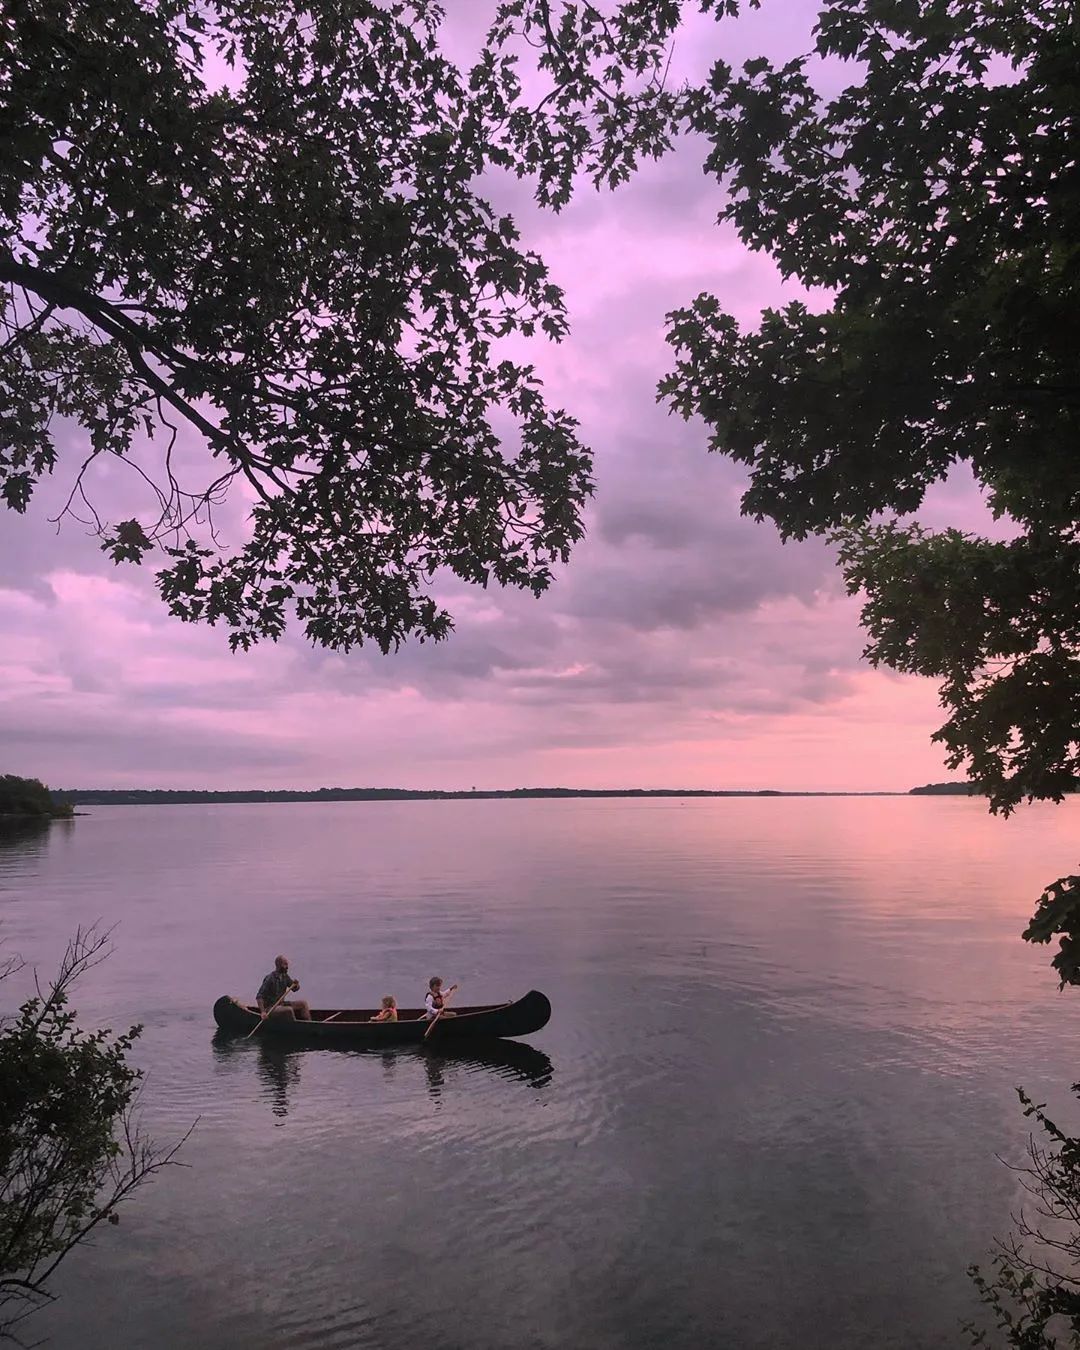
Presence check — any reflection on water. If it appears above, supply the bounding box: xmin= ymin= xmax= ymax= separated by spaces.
xmin=0 ymin=816 xmax=56 ymax=857
xmin=211 ymin=1031 xmax=555 ymax=1122
xmin=418 ymin=1038 xmax=555 ymax=1099
xmin=5 ymin=796 xmax=1080 ymax=1350
xmin=258 ymin=1042 xmax=302 ymax=1123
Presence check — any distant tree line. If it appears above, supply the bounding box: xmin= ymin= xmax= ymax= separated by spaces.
xmin=54 ymin=786 xmax=896 ymax=806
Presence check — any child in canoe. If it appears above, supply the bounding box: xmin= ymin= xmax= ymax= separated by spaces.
xmin=424 ymin=976 xmax=458 ymax=1020
xmin=370 ymin=995 xmax=398 ymax=1023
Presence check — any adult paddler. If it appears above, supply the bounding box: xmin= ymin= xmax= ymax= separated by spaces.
xmin=255 ymin=954 xmax=311 ymax=1022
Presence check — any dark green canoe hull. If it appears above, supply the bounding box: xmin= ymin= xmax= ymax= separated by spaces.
xmin=212 ymin=990 xmax=551 ymax=1045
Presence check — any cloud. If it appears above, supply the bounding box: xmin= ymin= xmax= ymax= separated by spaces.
xmin=0 ymin=10 xmax=967 ymax=792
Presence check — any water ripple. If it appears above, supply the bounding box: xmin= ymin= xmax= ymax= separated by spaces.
xmin=10 ymin=796 xmax=1079 ymax=1350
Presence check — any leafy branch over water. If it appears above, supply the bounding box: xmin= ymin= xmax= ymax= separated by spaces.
xmin=967 ymin=1088 xmax=1080 ymax=1348
xmin=2 ymin=0 xmax=593 ymax=654
xmin=0 ymin=926 xmax=189 ymax=1345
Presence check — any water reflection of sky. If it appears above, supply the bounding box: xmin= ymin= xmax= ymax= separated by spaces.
xmin=1 ymin=797 xmax=1078 ymax=1349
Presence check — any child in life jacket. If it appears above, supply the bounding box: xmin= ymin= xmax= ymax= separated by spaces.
xmin=424 ymin=977 xmax=458 ymax=1020
xmin=370 ymin=995 xmax=398 ymax=1023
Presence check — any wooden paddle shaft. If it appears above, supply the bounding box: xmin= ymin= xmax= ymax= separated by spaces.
xmin=423 ymin=983 xmax=459 ymax=1039
xmin=246 ymin=981 xmax=297 ymax=1038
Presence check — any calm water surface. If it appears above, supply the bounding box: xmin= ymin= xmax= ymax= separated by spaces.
xmin=2 ymin=797 xmax=1079 ymax=1350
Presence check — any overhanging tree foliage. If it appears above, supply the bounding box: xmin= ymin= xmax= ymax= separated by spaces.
xmin=1 ymin=0 xmax=592 ymax=652
xmin=656 ymin=0 xmax=1080 ymax=819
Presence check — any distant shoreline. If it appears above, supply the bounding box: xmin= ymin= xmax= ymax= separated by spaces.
xmin=54 ymin=786 xmax=925 ymax=806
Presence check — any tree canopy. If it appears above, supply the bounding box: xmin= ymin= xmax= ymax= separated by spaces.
xmin=653 ymin=0 xmax=1080 ymax=818
xmin=2 ymin=0 xmax=593 ymax=653
xmin=0 ymin=775 xmax=71 ymax=819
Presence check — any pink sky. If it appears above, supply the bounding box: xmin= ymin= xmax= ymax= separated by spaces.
xmin=0 ymin=5 xmax=995 ymax=792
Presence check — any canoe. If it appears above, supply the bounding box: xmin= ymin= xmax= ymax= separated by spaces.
xmin=212 ymin=990 xmax=551 ymax=1046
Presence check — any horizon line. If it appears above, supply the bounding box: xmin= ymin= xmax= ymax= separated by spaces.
xmin=50 ymin=783 xmax=964 ymax=798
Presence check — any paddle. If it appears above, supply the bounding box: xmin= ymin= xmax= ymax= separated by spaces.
xmin=423 ymin=983 xmax=459 ymax=1040
xmin=246 ymin=980 xmax=298 ymax=1038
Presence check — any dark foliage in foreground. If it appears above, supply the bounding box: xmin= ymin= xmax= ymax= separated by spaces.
xmin=967 ymin=1087 xmax=1080 ymax=1349
xmin=0 ymin=928 xmax=187 ymax=1344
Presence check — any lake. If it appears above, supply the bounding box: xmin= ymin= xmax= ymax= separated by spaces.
xmin=2 ymin=796 xmax=1078 ymax=1349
